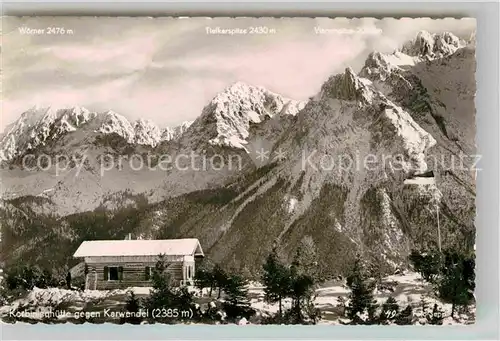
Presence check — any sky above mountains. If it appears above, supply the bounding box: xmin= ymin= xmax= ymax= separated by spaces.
xmin=2 ymin=17 xmax=476 ymax=132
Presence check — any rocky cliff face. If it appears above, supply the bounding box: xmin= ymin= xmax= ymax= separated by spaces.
xmin=0 ymin=31 xmax=476 ymax=275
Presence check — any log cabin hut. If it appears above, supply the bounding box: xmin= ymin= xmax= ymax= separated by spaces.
xmin=73 ymin=238 xmax=204 ymax=290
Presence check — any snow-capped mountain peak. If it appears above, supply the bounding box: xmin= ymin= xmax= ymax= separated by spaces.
xmin=359 ymin=31 xmax=468 ymax=89
xmin=94 ymin=110 xmax=136 ymax=143
xmin=302 ymin=63 xmax=436 ymax=174
xmin=0 ymin=107 xmax=194 ymax=163
xmin=187 ymin=81 xmax=306 ymax=149
xmin=53 ymin=107 xmax=97 ymax=134
xmin=401 ymin=30 xmax=465 ymax=60
xmin=95 ymin=113 xmax=190 ymax=146
xmin=133 ymin=119 xmax=162 ymax=147
xmin=0 ymin=106 xmax=97 ymax=162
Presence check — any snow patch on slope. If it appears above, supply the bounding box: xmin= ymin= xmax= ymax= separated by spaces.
xmin=383 ymin=102 xmax=437 ymax=173
xmin=284 ymin=196 xmax=298 ymax=213
xmin=361 ymin=51 xmax=415 ymax=82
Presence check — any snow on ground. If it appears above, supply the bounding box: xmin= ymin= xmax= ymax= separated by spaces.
xmin=128 ymin=286 xmax=152 ymax=295
xmin=1 ymin=287 xmax=111 ymax=315
xmin=0 ymin=272 xmax=474 ymax=325
xmin=315 ymin=285 xmax=350 ymax=295
xmin=247 ymin=271 xmax=473 ymax=325
xmin=0 ymin=286 xmax=153 ymax=319
xmin=384 ymin=271 xmax=421 ymax=285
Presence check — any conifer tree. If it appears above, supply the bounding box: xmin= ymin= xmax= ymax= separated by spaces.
xmin=436 ymin=250 xmax=475 ymax=317
xmin=262 ymin=246 xmax=291 ymax=318
xmin=294 ymin=236 xmax=320 ymax=282
xmin=123 ymin=291 xmax=142 ymax=324
xmin=419 ymin=296 xmax=429 ymax=315
xmin=395 ymin=305 xmax=414 ymax=325
xmin=345 ymin=256 xmax=378 ymax=324
xmin=145 ymin=254 xmax=196 ymax=323
xmin=288 ymin=247 xmax=316 ymax=324
xmin=409 ymin=249 xmax=441 ymax=282
xmin=222 ymin=273 xmax=254 ymax=319
xmin=194 ymin=259 xmax=215 ymax=297
xmin=145 ymin=254 xmax=177 ymax=316
xmin=213 ymin=264 xmax=229 ymax=299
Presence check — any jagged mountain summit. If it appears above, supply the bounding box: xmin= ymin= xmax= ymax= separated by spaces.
xmin=401 ymin=31 xmax=466 ymax=60
xmin=183 ymin=81 xmax=306 ymax=150
xmin=0 ymin=107 xmax=192 ymax=163
xmin=319 ymin=67 xmax=378 ymax=104
xmin=360 ymin=31 xmax=466 ymax=81
xmin=0 ymin=106 xmax=96 ymax=162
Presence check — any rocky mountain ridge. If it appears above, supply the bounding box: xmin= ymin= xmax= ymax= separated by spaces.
xmin=0 ymin=107 xmax=194 ymax=163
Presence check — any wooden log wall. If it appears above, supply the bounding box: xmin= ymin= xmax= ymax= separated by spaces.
xmin=85 ymin=261 xmax=184 ymax=290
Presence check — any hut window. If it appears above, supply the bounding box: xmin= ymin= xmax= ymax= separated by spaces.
xmin=107 ymin=266 xmax=121 ymax=281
